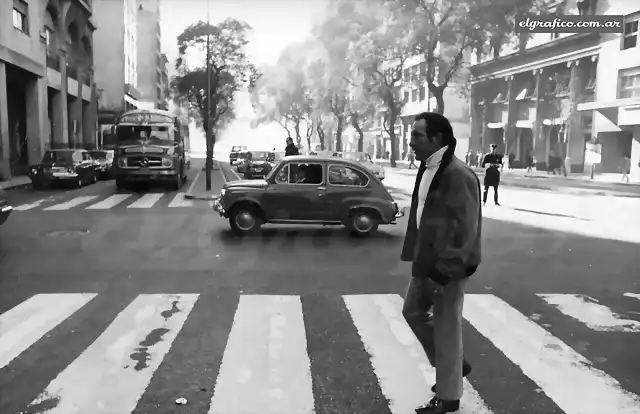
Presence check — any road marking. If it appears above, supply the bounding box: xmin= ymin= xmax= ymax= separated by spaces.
xmin=127 ymin=193 xmax=164 ymax=209
xmin=43 ymin=195 xmax=99 ymax=211
xmin=218 ymin=160 xmax=228 ymax=183
xmin=168 ymin=192 xmax=194 ymax=208
xmin=14 ymin=198 xmax=50 ymax=211
xmin=344 ymin=294 xmax=491 ymax=414
xmin=0 ymin=293 xmax=97 ymax=369
xmin=85 ymin=194 xmax=132 ymax=210
xmin=624 ymin=293 xmax=640 ymax=301
xmin=539 ymin=294 xmax=640 ymax=332
xmin=464 ymin=294 xmax=640 ymax=414
xmin=209 ymin=295 xmax=314 ymax=414
xmin=26 ymin=294 xmax=199 ymax=414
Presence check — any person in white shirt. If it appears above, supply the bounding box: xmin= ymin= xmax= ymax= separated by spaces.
xmin=400 ymin=112 xmax=482 ymax=414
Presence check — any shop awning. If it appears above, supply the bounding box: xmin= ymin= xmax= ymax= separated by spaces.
xmin=515 ymin=88 xmax=528 ymax=100
xmin=487 ymin=122 xmax=504 ymax=129
xmin=516 ymin=120 xmax=533 ymax=128
xmin=577 ymin=97 xmax=640 ymax=111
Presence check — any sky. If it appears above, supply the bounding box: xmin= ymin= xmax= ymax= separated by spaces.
xmin=159 ymin=0 xmax=329 ymax=154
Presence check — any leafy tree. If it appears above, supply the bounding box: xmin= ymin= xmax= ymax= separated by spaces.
xmin=171 ymin=18 xmax=256 ymax=148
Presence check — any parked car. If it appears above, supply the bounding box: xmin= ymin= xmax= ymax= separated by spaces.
xmin=213 ymin=155 xmax=403 ymax=236
xmin=89 ymin=150 xmax=115 ymax=180
xmin=333 ymin=151 xmax=385 ymax=181
xmin=28 ymin=149 xmax=98 ymax=189
xmin=0 ymin=199 xmax=12 ymax=226
xmin=229 ymin=146 xmax=248 ymax=165
xmin=237 ymin=150 xmax=274 ymax=179
xmin=267 ymin=151 xmax=285 ymax=168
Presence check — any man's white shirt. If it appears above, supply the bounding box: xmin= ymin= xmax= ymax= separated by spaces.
xmin=416 ymin=146 xmax=448 ymax=230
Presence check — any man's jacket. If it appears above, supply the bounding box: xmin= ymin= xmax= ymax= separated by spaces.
xmin=285 ymin=144 xmax=300 ymax=156
xmin=401 ymin=140 xmax=482 ymax=286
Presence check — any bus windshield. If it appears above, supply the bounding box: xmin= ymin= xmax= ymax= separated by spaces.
xmin=116 ymin=125 xmax=174 ymax=143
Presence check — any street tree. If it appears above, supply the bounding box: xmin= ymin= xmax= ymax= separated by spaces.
xmin=171 ymin=18 xmax=257 ymax=147
xmin=397 ymin=0 xmax=549 ymax=114
xmin=348 ymin=0 xmax=414 ymax=167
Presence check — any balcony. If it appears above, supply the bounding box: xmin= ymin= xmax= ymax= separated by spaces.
xmin=46 ymin=52 xmax=60 ymax=71
xmin=67 ymin=64 xmax=78 ymax=80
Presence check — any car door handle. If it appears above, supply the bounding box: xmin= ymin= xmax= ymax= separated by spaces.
xmin=317 ymin=186 xmax=326 ymax=191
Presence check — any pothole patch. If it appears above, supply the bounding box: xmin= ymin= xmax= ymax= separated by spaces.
xmin=46 ymin=229 xmax=90 ymax=237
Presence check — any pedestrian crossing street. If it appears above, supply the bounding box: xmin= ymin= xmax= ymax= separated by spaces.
xmin=12 ymin=191 xmax=201 ymax=212
xmin=2 ymin=292 xmax=639 ymax=413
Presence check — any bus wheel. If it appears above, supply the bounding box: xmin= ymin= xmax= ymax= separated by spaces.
xmin=115 ymin=179 xmax=128 ymax=191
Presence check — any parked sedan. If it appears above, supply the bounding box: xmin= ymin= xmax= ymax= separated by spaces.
xmin=0 ymin=199 xmax=12 ymax=226
xmin=237 ymin=150 xmax=274 ymax=179
xmin=333 ymin=152 xmax=385 ymax=181
xmin=89 ymin=150 xmax=115 ymax=180
xmin=28 ymin=149 xmax=98 ymax=189
xmin=213 ymin=155 xmax=403 ymax=236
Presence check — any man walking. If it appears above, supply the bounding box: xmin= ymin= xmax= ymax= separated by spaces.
xmin=401 ymin=113 xmax=482 ymax=413
xmin=285 ymin=137 xmax=299 ymax=156
xmin=481 ymin=144 xmax=502 ymax=206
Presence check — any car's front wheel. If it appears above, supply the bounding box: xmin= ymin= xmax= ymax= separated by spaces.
xmin=347 ymin=209 xmax=379 ymax=237
xmin=229 ymin=205 xmax=262 ymax=235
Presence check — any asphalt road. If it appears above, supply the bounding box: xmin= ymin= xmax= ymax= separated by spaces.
xmin=0 ymin=161 xmax=639 ymax=414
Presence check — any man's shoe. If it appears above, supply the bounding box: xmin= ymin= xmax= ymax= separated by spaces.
xmin=416 ymin=397 xmax=460 ymax=413
xmin=430 ymin=361 xmax=472 ymax=393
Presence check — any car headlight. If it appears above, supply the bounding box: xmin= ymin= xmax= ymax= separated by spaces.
xmin=118 ymin=158 xmax=127 ymax=167
xmin=162 ymin=158 xmax=172 ymax=167
xmin=31 ymin=168 xmax=37 ymax=174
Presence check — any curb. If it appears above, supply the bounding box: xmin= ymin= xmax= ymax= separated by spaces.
xmin=185 ymin=160 xmax=221 ymax=200
xmin=0 ymin=182 xmax=33 ymax=193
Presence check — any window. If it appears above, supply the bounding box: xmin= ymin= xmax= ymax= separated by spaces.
xmin=276 ymin=163 xmax=323 ymax=185
xmin=328 ymin=165 xmax=369 ymax=187
xmin=44 ymin=26 xmax=52 ymax=47
xmin=623 ymin=20 xmax=638 ymax=50
xmin=419 ymin=86 xmax=426 ymax=101
xmin=618 ymin=67 xmax=640 ymax=99
xmin=403 ymin=91 xmax=409 ymax=102
xmin=411 ymin=88 xmax=418 ymax=102
xmin=12 ymin=0 xmax=28 ymax=34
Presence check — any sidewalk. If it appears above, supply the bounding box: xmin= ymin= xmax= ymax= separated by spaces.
xmin=185 ymin=158 xmax=226 ymax=200
xmin=0 ymin=175 xmax=32 ymax=193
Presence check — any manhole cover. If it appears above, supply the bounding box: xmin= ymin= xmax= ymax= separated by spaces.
xmin=46 ymin=229 xmax=90 ymax=237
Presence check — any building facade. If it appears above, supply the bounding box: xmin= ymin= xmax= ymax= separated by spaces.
xmin=0 ymin=0 xmax=97 ymax=181
xmin=136 ymin=0 xmax=169 ymax=110
xmin=93 ymin=0 xmax=141 ymax=145
xmin=469 ymin=0 xmax=640 ymax=181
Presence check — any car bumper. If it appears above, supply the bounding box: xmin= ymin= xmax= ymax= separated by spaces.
xmin=0 ymin=204 xmax=13 ymax=226
xmin=212 ymin=198 xmax=226 ymax=217
xmin=30 ymin=172 xmax=79 ymax=182
xmin=115 ymin=169 xmax=178 ymax=181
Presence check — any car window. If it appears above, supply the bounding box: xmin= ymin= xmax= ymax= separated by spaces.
xmin=82 ymin=152 xmax=91 ymax=161
xmin=328 ymin=165 xmax=369 ymax=187
xmin=290 ymin=163 xmax=323 ymax=184
xmin=73 ymin=152 xmax=84 ymax=162
xmin=275 ymin=164 xmax=289 ymax=184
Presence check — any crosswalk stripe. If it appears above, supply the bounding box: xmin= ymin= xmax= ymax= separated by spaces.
xmin=344 ymin=294 xmax=492 ymax=414
xmin=168 ymin=192 xmax=194 ymax=208
xmin=538 ymin=294 xmax=640 ymax=332
xmin=85 ymin=194 xmax=132 ymax=210
xmin=464 ymin=294 xmax=640 ymax=414
xmin=25 ymin=294 xmax=199 ymax=414
xmin=209 ymin=295 xmax=314 ymax=414
xmin=14 ymin=198 xmax=49 ymax=211
xmin=43 ymin=195 xmax=99 ymax=211
xmin=126 ymin=193 xmax=164 ymax=209
xmin=0 ymin=293 xmax=96 ymax=369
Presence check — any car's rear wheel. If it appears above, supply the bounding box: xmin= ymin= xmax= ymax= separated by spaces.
xmin=347 ymin=209 xmax=379 ymax=237
xmin=229 ymin=205 xmax=262 ymax=235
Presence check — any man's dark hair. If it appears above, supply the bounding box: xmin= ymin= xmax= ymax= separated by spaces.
xmin=414 ymin=112 xmax=455 ymax=146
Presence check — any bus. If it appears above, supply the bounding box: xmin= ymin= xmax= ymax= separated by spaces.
xmin=110 ymin=109 xmax=191 ymax=190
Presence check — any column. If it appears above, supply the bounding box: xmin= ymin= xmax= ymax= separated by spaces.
xmin=532 ymin=68 xmax=546 ymax=170
xmin=504 ymin=75 xmax=518 ymax=156
xmin=83 ymin=67 xmax=96 ymax=149
xmin=52 ymin=48 xmax=69 ymax=149
xmin=480 ymin=98 xmax=488 ymax=153
xmin=469 ymin=84 xmax=482 ymax=152
xmin=72 ymin=67 xmax=84 ymax=149
xmin=0 ymin=62 xmax=9 ymax=180
xmin=566 ymin=59 xmax=584 ymax=174
xmin=25 ymin=77 xmax=48 ymax=165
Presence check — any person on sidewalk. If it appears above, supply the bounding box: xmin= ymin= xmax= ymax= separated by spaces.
xmin=401 ymin=112 xmax=481 ymax=414
xmin=285 ymin=137 xmax=299 ymax=156
xmin=408 ymin=150 xmax=418 ymax=169
xmin=621 ymin=155 xmax=631 ymax=183
xmin=481 ymin=144 xmax=502 ymax=206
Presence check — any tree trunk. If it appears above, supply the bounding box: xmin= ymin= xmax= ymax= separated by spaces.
xmin=351 ymin=113 xmax=364 ymax=152
xmin=387 ymin=96 xmax=399 ymax=168
xmin=294 ymin=119 xmax=302 ymax=146
xmin=316 ymin=123 xmax=325 ymax=151
xmin=335 ymin=115 xmax=344 ymax=152
xmin=428 ymin=84 xmax=446 ymax=115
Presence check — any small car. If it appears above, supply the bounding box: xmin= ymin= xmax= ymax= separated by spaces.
xmin=89 ymin=150 xmax=115 ymax=180
xmin=333 ymin=151 xmax=385 ymax=181
xmin=213 ymin=155 xmax=404 ymax=236
xmin=28 ymin=149 xmax=98 ymax=189
xmin=0 ymin=199 xmax=12 ymax=226
xmin=229 ymin=146 xmax=247 ymax=165
xmin=237 ymin=150 xmax=274 ymax=179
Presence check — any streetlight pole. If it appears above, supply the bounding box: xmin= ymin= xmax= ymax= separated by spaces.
xmin=204 ymin=0 xmax=212 ymax=190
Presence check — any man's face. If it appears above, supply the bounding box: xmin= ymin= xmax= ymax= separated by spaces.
xmin=409 ymin=119 xmax=440 ymax=161
xmin=286 ymin=138 xmax=293 ymax=146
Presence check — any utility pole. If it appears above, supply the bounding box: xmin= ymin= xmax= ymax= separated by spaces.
xmin=204 ymin=0 xmax=212 ymax=190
